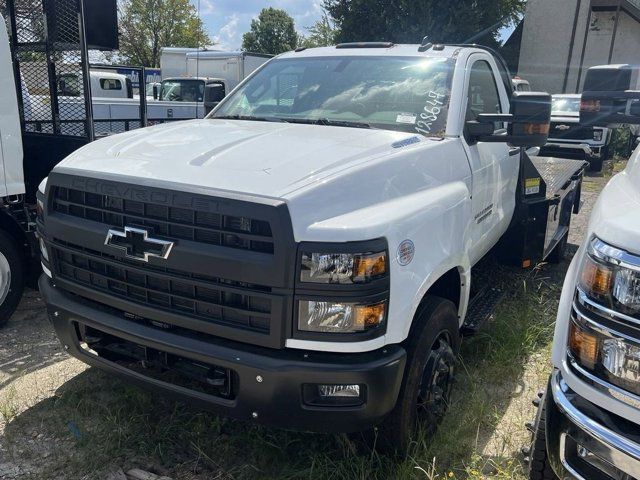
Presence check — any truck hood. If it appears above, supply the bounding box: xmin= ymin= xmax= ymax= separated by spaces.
xmin=588 ymin=149 xmax=640 ymax=254
xmin=55 ymin=119 xmax=429 ymax=199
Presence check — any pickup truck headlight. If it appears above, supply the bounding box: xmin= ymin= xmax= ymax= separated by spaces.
xmin=570 ymin=237 xmax=640 ymax=396
xmin=593 ymin=129 xmax=603 ymax=141
xmin=298 ymin=300 xmax=386 ymax=333
xmin=578 ymin=238 xmax=640 ymax=316
xmin=300 ymin=251 xmax=386 ymax=284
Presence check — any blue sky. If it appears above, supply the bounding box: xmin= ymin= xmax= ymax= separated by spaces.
xmin=191 ymin=0 xmax=325 ymax=50
xmin=191 ymin=1 xmax=518 ymax=51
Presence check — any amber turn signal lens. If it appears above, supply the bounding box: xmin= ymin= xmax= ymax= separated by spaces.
xmin=523 ymin=123 xmax=550 ymax=135
xmin=354 ymin=253 xmax=386 ymax=280
xmin=580 ymin=256 xmax=613 ymax=296
xmin=569 ymin=321 xmax=599 ymax=369
xmin=354 ymin=302 xmax=386 ymax=330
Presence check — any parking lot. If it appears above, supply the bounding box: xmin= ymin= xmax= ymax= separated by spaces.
xmin=0 ymin=162 xmax=621 ymax=480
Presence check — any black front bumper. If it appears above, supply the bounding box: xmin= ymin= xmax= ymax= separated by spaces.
xmin=544 ymin=370 xmax=640 ymax=479
xmin=40 ymin=275 xmax=406 ymax=433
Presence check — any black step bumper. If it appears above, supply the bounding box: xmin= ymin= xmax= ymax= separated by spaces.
xmin=40 ymin=275 xmax=406 ymax=433
xmin=544 ymin=370 xmax=640 ymax=479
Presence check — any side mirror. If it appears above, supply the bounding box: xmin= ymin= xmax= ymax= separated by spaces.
xmin=465 ymin=91 xmax=551 ymax=147
xmin=507 ymin=91 xmax=552 ymax=147
xmin=204 ymin=83 xmax=226 ymax=114
xmin=153 ymin=84 xmax=159 ymax=100
xmin=580 ymin=65 xmax=640 ymax=127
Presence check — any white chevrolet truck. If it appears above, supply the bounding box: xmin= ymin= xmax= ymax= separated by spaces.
xmin=529 ymin=65 xmax=640 ymax=479
xmin=36 ymin=41 xmax=588 ymax=451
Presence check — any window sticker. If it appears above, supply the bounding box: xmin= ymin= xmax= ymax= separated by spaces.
xmin=396 ymin=113 xmax=417 ymax=124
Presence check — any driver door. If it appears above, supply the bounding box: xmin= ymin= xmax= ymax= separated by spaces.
xmin=461 ymin=55 xmax=517 ymax=265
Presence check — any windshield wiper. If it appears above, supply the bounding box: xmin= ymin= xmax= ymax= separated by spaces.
xmin=213 ymin=115 xmax=288 ymax=123
xmin=281 ymin=117 xmax=371 ymax=129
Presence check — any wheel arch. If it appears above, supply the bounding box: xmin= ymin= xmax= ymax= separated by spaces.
xmin=0 ymin=209 xmax=28 ymax=249
xmin=403 ymin=264 xmax=469 ymax=345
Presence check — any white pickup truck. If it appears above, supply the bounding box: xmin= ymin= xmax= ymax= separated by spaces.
xmin=528 ymin=64 xmax=640 ymax=480
xmin=35 ymin=42 xmax=587 ymax=452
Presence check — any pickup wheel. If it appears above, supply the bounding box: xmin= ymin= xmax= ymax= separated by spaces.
xmin=375 ymin=295 xmax=460 ymax=456
xmin=0 ymin=231 xmax=25 ymax=327
xmin=528 ymin=386 xmax=558 ymax=480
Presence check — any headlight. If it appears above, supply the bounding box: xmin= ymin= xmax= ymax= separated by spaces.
xmin=593 ymin=129 xmax=603 ymax=141
xmin=578 ymin=237 xmax=640 ymax=317
xmin=298 ymin=300 xmax=386 ymax=333
xmin=569 ymin=313 xmax=640 ymax=397
xmin=300 ymin=251 xmax=386 ymax=284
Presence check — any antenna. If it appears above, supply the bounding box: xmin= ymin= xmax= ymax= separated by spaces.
xmin=196 ymin=0 xmax=201 ymax=119
xmin=418 ymin=36 xmax=433 ymax=52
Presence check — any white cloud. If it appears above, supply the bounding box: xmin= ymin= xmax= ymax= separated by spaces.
xmin=213 ymin=14 xmax=240 ymax=50
xmin=192 ymin=0 xmax=215 ymax=15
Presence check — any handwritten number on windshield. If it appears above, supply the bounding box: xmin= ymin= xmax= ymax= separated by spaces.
xmin=416 ymin=91 xmax=446 ymax=135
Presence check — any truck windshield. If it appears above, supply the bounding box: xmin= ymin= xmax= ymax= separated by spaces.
xmin=211 ymin=56 xmax=455 ymax=136
xmin=552 ymin=96 xmax=581 ymax=114
xmin=160 ymin=80 xmax=205 ymax=102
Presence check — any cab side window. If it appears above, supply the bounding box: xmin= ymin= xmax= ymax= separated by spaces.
xmin=466 ymin=60 xmax=503 ymax=131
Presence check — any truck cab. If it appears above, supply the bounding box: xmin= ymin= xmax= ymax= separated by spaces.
xmin=36 ymin=43 xmax=585 ymax=451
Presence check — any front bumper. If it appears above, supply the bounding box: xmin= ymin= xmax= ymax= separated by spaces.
xmin=40 ymin=275 xmax=406 ymax=433
xmin=545 ymin=369 xmax=640 ymax=479
xmin=542 ymin=142 xmax=602 ymax=158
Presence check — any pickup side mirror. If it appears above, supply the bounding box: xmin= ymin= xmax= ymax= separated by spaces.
xmin=153 ymin=84 xmax=159 ymax=100
xmin=465 ymin=91 xmax=552 ymax=147
xmin=580 ymin=65 xmax=640 ymax=127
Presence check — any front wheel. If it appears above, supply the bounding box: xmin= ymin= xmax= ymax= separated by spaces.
xmin=0 ymin=231 xmax=25 ymax=327
xmin=375 ymin=296 xmax=460 ymax=456
xmin=528 ymin=385 xmax=558 ymax=480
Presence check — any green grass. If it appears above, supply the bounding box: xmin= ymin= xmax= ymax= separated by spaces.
xmin=3 ymin=263 xmax=565 ymax=480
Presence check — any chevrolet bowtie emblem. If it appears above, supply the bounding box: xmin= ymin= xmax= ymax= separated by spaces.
xmin=105 ymin=226 xmax=174 ymax=262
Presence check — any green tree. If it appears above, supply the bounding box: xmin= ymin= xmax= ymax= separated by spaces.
xmin=324 ymin=0 xmax=525 ymax=47
xmin=242 ymin=7 xmax=298 ymax=55
xmin=118 ymin=0 xmax=210 ymax=67
xmin=300 ymin=10 xmax=338 ymax=48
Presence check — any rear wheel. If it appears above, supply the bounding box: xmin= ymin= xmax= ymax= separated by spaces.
xmin=375 ymin=296 xmax=460 ymax=456
xmin=0 ymin=231 xmax=25 ymax=327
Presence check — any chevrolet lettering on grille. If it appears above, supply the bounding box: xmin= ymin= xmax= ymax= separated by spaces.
xmin=105 ymin=226 xmax=174 ymax=262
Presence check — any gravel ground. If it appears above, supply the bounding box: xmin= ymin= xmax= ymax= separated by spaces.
xmin=0 ymin=161 xmax=620 ymax=479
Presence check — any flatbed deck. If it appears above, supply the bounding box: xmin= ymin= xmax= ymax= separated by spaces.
xmin=530 ymin=156 xmax=587 ymax=199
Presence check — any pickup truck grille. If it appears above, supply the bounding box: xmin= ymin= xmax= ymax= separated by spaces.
xmin=43 ymin=173 xmax=296 ymax=348
xmin=549 ymin=122 xmax=595 ymax=141
xmin=52 ymin=242 xmax=273 ymax=334
xmin=52 ymin=186 xmax=274 ymax=254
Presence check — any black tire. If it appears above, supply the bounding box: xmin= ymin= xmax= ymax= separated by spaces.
xmin=588 ymin=155 xmax=604 ymax=172
xmin=0 ymin=231 xmax=25 ymax=327
xmin=375 ymin=296 xmax=460 ymax=456
xmin=547 ymin=231 xmax=568 ymax=264
xmin=528 ymin=386 xmax=558 ymax=480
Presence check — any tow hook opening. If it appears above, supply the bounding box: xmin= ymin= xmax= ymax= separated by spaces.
xmin=76 ymin=323 xmax=237 ymax=399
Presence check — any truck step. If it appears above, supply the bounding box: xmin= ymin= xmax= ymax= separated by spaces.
xmin=461 ymin=286 xmax=504 ymax=335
